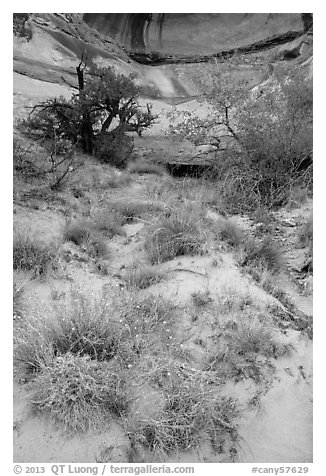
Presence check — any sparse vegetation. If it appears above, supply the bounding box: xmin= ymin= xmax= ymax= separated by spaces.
xmin=123 ymin=263 xmax=165 ymax=289
xmin=127 ymin=375 xmax=239 ymax=458
xmin=13 ymin=27 xmax=313 ymax=462
xmin=106 ymin=199 xmax=164 ymax=225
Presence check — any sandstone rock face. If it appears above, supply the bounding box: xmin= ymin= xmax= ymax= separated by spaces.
xmin=83 ymin=13 xmax=304 ymax=56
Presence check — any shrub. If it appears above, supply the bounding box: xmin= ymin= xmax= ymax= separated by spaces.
xmin=63 ymin=220 xmax=109 ymax=259
xmin=144 ymin=205 xmax=207 ymax=264
xmin=207 ymin=317 xmax=288 ymax=384
xmin=241 ymin=236 xmax=282 ymax=272
xmin=31 ymin=354 xmax=128 ymax=431
xmin=123 ymin=264 xmax=165 ymax=289
xmin=169 ymin=63 xmax=312 ymax=212
xmin=13 ymin=232 xmax=58 ymax=278
xmin=14 ymin=289 xmax=175 ymax=376
xmin=233 ymin=321 xmax=285 ymax=358
xmin=63 ymin=220 xmax=92 ymax=245
xmin=92 ymin=210 xmax=126 ymax=238
xmin=95 ymin=130 xmax=134 ymax=168
xmin=127 ymin=373 xmax=239 ymax=457
xmin=128 ymin=160 xmax=166 ymax=175
xmin=209 ymin=217 xmax=244 ymax=247
xmin=191 ymin=290 xmax=212 ymax=308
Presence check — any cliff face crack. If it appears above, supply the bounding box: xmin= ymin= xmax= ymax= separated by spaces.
xmin=128 ymin=30 xmax=307 ymax=66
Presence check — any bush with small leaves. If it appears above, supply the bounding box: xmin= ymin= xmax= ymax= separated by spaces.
xmin=31 ymin=353 xmax=128 ymax=432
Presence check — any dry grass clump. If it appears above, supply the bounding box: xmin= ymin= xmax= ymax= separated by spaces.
xmin=207 ymin=317 xmax=288 ymax=384
xmin=13 ymin=272 xmax=29 ymax=319
xmin=126 ymin=371 xmax=239 ymax=459
xmin=241 ymin=236 xmax=283 ymax=273
xmin=31 ymin=353 xmax=128 ymax=432
xmin=198 ymin=186 xmax=226 ymax=216
xmin=63 ymin=220 xmax=92 ymax=245
xmin=13 ymin=231 xmax=59 ymax=278
xmin=63 ymin=220 xmax=109 ymax=259
xmin=298 ymin=213 xmax=313 ymax=247
xmin=123 ymin=263 xmax=165 ymax=289
xmin=92 ymin=209 xmax=126 ymax=238
xmin=144 ymin=204 xmax=208 ymax=264
xmin=191 ymin=290 xmax=212 ymax=308
xmin=209 ymin=217 xmax=244 ymax=247
xmin=128 ymin=160 xmax=166 ymax=176
xmin=14 ymin=288 xmax=176 ymax=375
xmin=14 ymin=288 xmax=241 ymax=450
xmin=106 ymin=198 xmax=164 ymax=225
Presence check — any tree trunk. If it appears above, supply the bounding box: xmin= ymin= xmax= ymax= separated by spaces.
xmin=76 ymin=60 xmax=94 ymax=154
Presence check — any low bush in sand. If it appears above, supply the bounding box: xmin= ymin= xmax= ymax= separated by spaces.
xmin=191 ymin=290 xmax=212 ymax=308
xmin=123 ymin=263 xmax=165 ymax=289
xmin=14 ymin=288 xmax=241 ymax=450
xmin=128 ymin=160 xmax=166 ymax=176
xmin=31 ymin=353 xmax=128 ymax=432
xmin=105 ymin=199 xmax=165 ymax=225
xmin=92 ymin=209 xmax=126 ymax=238
xmin=14 ymin=289 xmax=175 ymax=377
xmin=13 ymin=231 xmax=59 ymax=278
xmin=126 ymin=370 xmax=239 ymax=459
xmin=63 ymin=220 xmax=109 ymax=259
xmin=241 ymin=236 xmax=283 ymax=273
xmin=207 ymin=312 xmax=290 ymax=384
xmin=209 ymin=218 xmax=244 ymax=247
xmin=144 ymin=204 xmax=208 ymax=264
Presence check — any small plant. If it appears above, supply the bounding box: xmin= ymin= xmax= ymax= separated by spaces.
xmin=191 ymin=290 xmax=212 ymax=308
xmin=241 ymin=236 xmax=283 ymax=273
xmin=92 ymin=209 xmax=126 ymax=238
xmin=144 ymin=204 xmax=207 ymax=264
xmin=210 ymin=218 xmax=244 ymax=247
xmin=31 ymin=353 xmax=128 ymax=432
xmin=128 ymin=160 xmax=166 ymax=175
xmin=126 ymin=373 xmax=239 ymax=458
xmin=106 ymin=199 xmax=164 ymax=225
xmin=63 ymin=220 xmax=109 ymax=259
xmin=233 ymin=320 xmax=285 ymax=358
xmin=13 ymin=232 xmax=58 ymax=278
xmin=123 ymin=263 xmax=165 ymax=289
xmin=63 ymin=220 xmax=92 ymax=245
